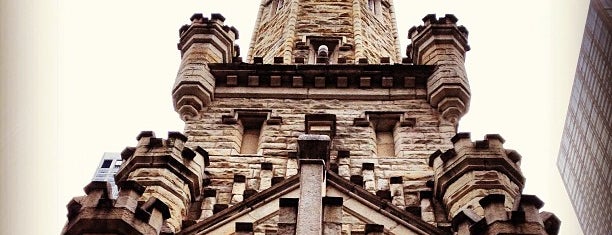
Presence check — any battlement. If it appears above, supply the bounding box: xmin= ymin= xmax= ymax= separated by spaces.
xmin=452 ymin=194 xmax=560 ymax=235
xmin=116 ymin=131 xmax=207 ymax=201
xmin=408 ymin=14 xmax=469 ymax=41
xmin=177 ymin=13 xmax=239 ymax=57
xmin=115 ymin=131 xmax=209 ymax=233
xmin=62 ymin=181 xmax=171 ymax=235
xmin=430 ymin=132 xmax=525 ymax=219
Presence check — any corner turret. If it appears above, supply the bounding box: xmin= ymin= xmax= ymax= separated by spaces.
xmin=408 ymin=14 xmax=470 ymax=125
xmin=173 ymin=13 xmax=239 ymax=121
xmin=429 ymin=133 xmax=523 ymax=219
xmin=430 ymin=133 xmax=560 ymax=234
xmin=62 ymin=181 xmax=171 ymax=235
xmin=115 ymin=131 xmax=209 ymax=233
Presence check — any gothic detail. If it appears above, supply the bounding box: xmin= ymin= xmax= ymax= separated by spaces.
xmin=409 ymin=14 xmax=471 ymax=124
xmin=64 ymin=1 xmax=560 ymax=235
xmin=173 ymin=13 xmax=239 ymax=121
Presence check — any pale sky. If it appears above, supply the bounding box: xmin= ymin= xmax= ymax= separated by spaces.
xmin=0 ymin=0 xmax=590 ymax=234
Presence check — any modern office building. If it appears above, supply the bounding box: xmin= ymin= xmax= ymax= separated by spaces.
xmin=557 ymin=0 xmax=611 ymax=234
xmin=62 ymin=1 xmax=561 ymax=234
xmin=91 ymin=152 xmax=123 ymax=198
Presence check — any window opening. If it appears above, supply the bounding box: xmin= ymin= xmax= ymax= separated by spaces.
xmin=376 ymin=131 xmax=394 ymax=157
xmin=101 ymin=160 xmax=113 ymax=168
xmin=267 ymin=0 xmax=284 ymax=16
xmin=368 ymin=0 xmax=383 ymax=18
xmin=238 ymin=113 xmax=267 ymax=154
xmin=365 ymin=112 xmax=404 ymax=157
xmin=305 ymin=114 xmax=337 ymax=138
xmin=306 ymin=36 xmax=343 ymax=64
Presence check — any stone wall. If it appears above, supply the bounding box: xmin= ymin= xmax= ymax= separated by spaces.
xmin=249 ymin=0 xmax=292 ymax=63
xmin=248 ymin=0 xmax=401 ymax=64
xmin=293 ymin=0 xmax=356 ymax=62
xmin=184 ymin=96 xmax=456 ymax=219
xmin=358 ymin=0 xmax=401 ymax=63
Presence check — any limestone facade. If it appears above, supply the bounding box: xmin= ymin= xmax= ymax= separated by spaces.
xmin=63 ymin=0 xmax=561 ymax=234
xmin=247 ymin=0 xmax=401 ymax=64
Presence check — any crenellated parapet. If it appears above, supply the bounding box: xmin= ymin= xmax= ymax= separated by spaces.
xmin=114 ymin=131 xmax=209 ymax=234
xmin=452 ymin=194 xmax=560 ymax=235
xmin=408 ymin=14 xmax=470 ymax=125
xmin=62 ymin=181 xmax=171 ymax=235
xmin=173 ymin=13 xmax=239 ymax=121
xmin=429 ymin=133 xmax=524 ymax=220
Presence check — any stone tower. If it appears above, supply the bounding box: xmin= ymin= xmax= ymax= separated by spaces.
xmin=63 ymin=1 xmax=560 ymax=234
xmin=247 ymin=0 xmax=401 ymax=64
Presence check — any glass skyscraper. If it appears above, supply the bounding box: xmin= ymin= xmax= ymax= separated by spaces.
xmin=557 ymin=0 xmax=611 ymax=234
xmin=91 ymin=152 xmax=123 ymax=198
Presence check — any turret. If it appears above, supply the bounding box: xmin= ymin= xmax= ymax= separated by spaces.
xmin=430 ymin=133 xmax=560 ymax=234
xmin=114 ymin=131 xmax=209 ymax=234
xmin=62 ymin=181 xmax=171 ymax=235
xmin=173 ymin=13 xmax=239 ymax=121
xmin=429 ymin=133 xmax=523 ymax=219
xmin=452 ymin=194 xmax=560 ymax=235
xmin=408 ymin=14 xmax=470 ymax=124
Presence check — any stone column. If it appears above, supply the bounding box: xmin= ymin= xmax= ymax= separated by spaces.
xmin=295 ymin=134 xmax=330 ymax=235
xmin=296 ymin=159 xmax=325 ymax=235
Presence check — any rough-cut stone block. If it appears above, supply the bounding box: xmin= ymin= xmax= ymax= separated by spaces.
xmin=337 ymin=77 xmax=348 ymax=88
xmin=227 ymin=75 xmax=238 ymax=86
xmin=315 ymin=77 xmax=326 ymax=88
xmin=360 ymin=77 xmax=371 ymax=88
xmin=292 ymin=76 xmax=303 ymax=87
xmin=270 ymin=75 xmax=282 ymax=87
xmin=248 ymin=76 xmax=259 ymax=87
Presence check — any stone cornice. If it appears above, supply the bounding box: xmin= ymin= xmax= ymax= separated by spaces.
xmin=209 ymin=63 xmax=434 ymax=100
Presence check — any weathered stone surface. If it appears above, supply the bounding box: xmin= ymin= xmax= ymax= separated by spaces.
xmin=64 ymin=3 xmax=560 ymax=235
xmin=248 ymin=0 xmax=401 ymax=64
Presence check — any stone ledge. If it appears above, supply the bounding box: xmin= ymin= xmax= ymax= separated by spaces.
xmin=210 ymin=63 xmax=433 ymax=89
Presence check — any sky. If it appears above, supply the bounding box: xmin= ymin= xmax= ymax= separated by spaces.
xmin=0 ymin=0 xmax=590 ymax=234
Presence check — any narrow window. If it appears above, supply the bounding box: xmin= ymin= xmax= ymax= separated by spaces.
xmin=305 ymin=114 xmax=337 ymax=138
xmin=368 ymin=0 xmax=383 ymax=17
xmin=365 ymin=112 xmax=402 ymax=157
xmin=268 ymin=0 xmax=284 ymax=16
xmin=239 ymin=115 xmax=266 ymax=154
xmin=376 ymin=131 xmax=395 ymax=157
xmin=306 ymin=37 xmax=342 ymax=64
xmin=241 ymin=126 xmax=261 ymax=154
